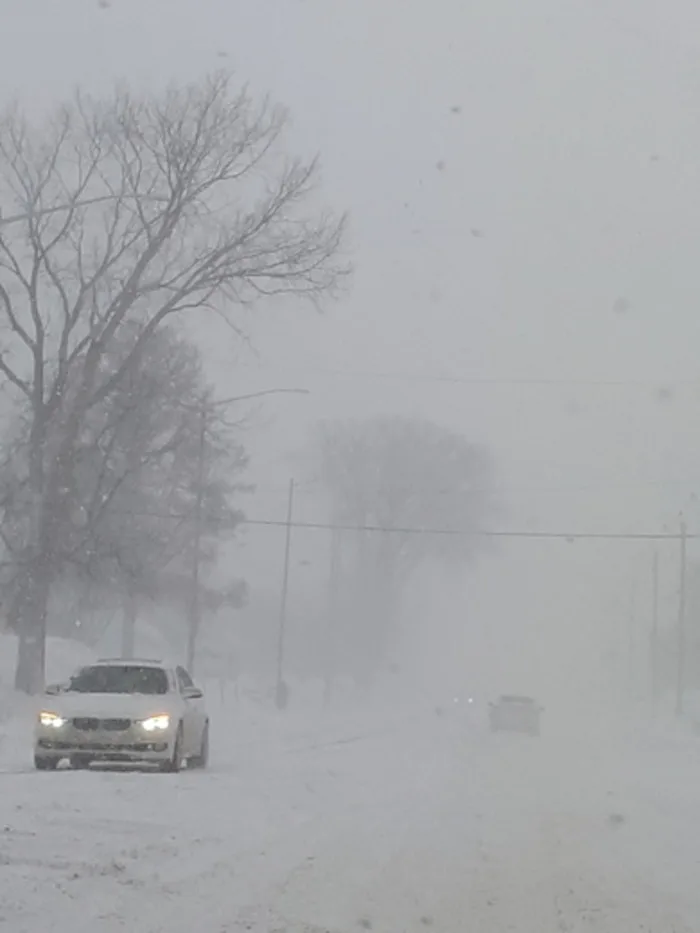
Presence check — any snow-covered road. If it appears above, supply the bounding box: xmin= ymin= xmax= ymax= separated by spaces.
xmin=2 ymin=705 xmax=700 ymax=932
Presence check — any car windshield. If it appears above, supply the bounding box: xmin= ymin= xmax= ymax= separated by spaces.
xmin=67 ymin=665 xmax=168 ymax=695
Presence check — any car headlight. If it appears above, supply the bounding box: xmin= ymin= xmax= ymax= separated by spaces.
xmin=139 ymin=714 xmax=171 ymax=732
xmin=39 ymin=711 xmax=67 ymax=728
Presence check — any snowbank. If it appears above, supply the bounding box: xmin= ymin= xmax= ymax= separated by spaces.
xmin=0 ymin=634 xmax=95 ymax=769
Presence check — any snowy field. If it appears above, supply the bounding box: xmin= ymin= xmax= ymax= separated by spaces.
xmin=2 ymin=681 xmax=700 ymax=932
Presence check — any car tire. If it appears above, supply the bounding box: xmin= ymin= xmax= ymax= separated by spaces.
xmin=70 ymin=755 xmax=93 ymax=770
xmin=160 ymin=725 xmax=183 ymax=773
xmin=34 ymin=755 xmax=59 ymax=771
xmin=190 ymin=723 xmax=209 ymax=769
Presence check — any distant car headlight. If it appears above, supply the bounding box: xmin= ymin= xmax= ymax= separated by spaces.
xmin=39 ymin=711 xmax=67 ymax=728
xmin=139 ymin=714 xmax=171 ymax=732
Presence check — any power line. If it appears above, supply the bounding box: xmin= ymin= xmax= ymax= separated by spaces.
xmin=240 ymin=519 xmax=693 ymax=541
xmin=222 ymin=362 xmax=697 ymax=390
xmin=108 ymin=509 xmax=695 ymax=541
xmin=254 ymin=477 xmax=700 ymax=495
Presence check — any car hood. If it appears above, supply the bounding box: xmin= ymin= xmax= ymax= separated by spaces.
xmin=40 ymin=693 xmax=176 ymax=719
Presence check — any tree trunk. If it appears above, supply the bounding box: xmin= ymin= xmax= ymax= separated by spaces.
xmin=13 ymin=563 xmax=51 ymax=694
xmin=13 ymin=491 xmax=60 ymax=694
xmin=15 ymin=359 xmax=100 ymax=692
xmin=14 ymin=628 xmax=45 ymax=694
xmin=12 ymin=345 xmax=101 ymax=694
xmin=6 ymin=589 xmax=21 ymax=635
xmin=12 ymin=408 xmax=52 ymax=694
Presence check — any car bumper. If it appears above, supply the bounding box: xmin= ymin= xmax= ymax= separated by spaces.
xmin=490 ymin=719 xmax=539 ymax=734
xmin=34 ymin=726 xmax=176 ymax=762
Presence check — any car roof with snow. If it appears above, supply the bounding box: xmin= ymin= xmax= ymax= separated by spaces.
xmin=91 ymin=658 xmax=167 ymax=668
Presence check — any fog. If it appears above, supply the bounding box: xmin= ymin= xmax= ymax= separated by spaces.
xmin=2 ymin=0 xmax=700 ymax=929
xmin=2 ymin=0 xmax=699 ymax=694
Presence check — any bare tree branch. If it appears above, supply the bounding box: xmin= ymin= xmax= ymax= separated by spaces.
xmin=0 ymin=353 xmax=31 ymax=397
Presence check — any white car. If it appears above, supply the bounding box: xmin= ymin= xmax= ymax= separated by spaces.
xmin=488 ymin=695 xmax=542 ymax=737
xmin=34 ymin=658 xmax=209 ymax=772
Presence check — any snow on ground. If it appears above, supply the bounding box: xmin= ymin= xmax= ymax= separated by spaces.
xmin=0 ymin=637 xmax=96 ymax=772
xmin=2 ymin=647 xmax=700 ymax=931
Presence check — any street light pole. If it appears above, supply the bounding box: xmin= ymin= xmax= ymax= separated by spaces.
xmin=275 ymin=478 xmax=295 ymax=710
xmin=675 ymin=519 xmax=688 ymax=717
xmin=186 ymin=404 xmax=207 ymax=675
xmin=627 ymin=583 xmax=636 ymax=697
xmin=323 ymin=524 xmax=342 ymax=707
xmin=651 ymin=547 xmax=659 ymax=709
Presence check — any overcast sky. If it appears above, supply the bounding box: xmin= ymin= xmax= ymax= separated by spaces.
xmin=3 ymin=0 xmax=699 ymax=693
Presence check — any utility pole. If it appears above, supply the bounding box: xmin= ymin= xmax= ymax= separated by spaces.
xmin=275 ymin=478 xmax=295 ymax=710
xmin=675 ymin=519 xmax=688 ymax=717
xmin=651 ymin=548 xmax=659 ymax=709
xmin=628 ymin=583 xmax=636 ymax=697
xmin=323 ymin=525 xmax=342 ymax=707
xmin=186 ymin=404 xmax=207 ymax=675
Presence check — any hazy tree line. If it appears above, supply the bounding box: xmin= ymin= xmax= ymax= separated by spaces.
xmin=315 ymin=416 xmax=497 ymax=689
xmin=0 ymin=70 xmax=496 ymax=696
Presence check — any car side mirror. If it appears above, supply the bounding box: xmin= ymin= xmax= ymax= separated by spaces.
xmin=183 ymin=686 xmax=203 ymax=699
xmin=45 ymin=683 xmax=64 ymax=695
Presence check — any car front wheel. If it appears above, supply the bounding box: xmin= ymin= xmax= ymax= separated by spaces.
xmin=70 ymin=755 xmax=93 ymax=770
xmin=160 ymin=725 xmax=183 ymax=773
xmin=190 ymin=723 xmax=209 ymax=769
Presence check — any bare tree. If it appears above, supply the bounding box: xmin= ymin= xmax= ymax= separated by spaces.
xmin=0 ymin=325 xmax=249 ymax=663
xmin=0 ymin=72 xmax=347 ymax=691
xmin=316 ymin=415 xmax=497 ymax=681
xmin=61 ymin=325 xmax=249 ymax=658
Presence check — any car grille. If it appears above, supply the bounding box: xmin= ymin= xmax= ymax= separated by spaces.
xmin=72 ymin=717 xmax=131 ymax=731
xmin=73 ymin=717 xmax=99 ymax=731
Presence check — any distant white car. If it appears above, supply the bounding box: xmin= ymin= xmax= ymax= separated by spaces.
xmin=34 ymin=658 xmax=209 ymax=772
xmin=489 ymin=695 xmax=542 ymax=737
